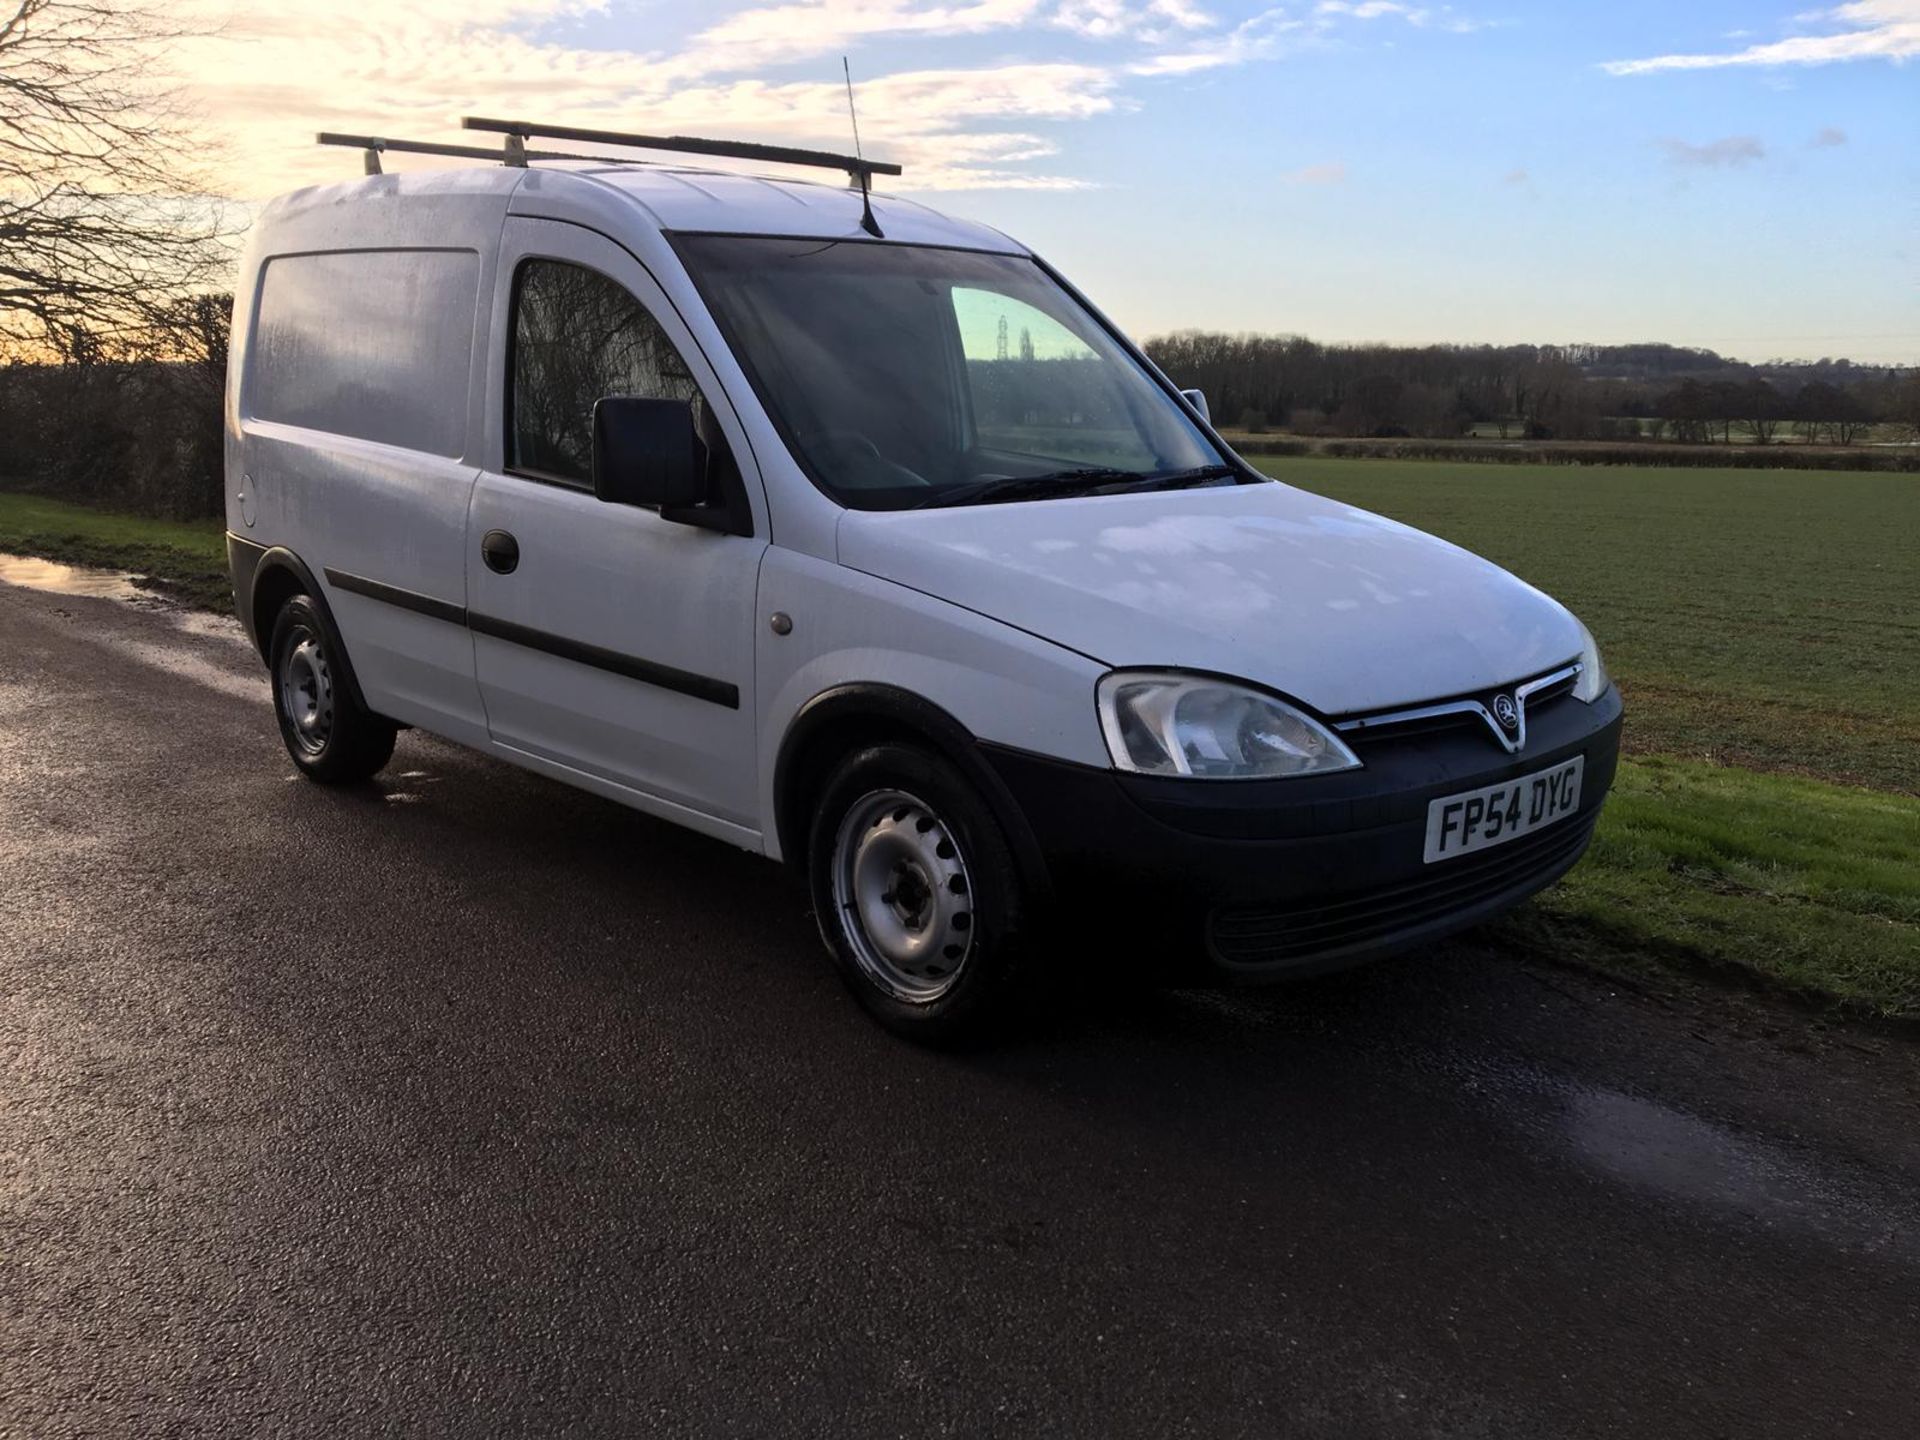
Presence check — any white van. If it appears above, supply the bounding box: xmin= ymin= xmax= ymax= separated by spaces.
xmin=226 ymin=122 xmax=1621 ymax=1039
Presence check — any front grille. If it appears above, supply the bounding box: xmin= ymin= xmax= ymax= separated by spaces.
xmin=1208 ymin=812 xmax=1597 ymax=968
xmin=1335 ymin=662 xmax=1580 ymax=750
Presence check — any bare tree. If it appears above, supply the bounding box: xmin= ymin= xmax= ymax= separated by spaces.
xmin=1 ymin=0 xmax=232 ymax=353
xmin=1739 ymin=378 xmax=1783 ymax=445
xmin=1894 ymin=371 xmax=1920 ymax=445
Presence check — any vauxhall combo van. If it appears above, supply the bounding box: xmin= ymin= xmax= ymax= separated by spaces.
xmin=226 ymin=122 xmax=1621 ymax=1039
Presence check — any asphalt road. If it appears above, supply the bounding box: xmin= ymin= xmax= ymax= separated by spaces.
xmin=3 ymin=572 xmax=1918 ymax=1439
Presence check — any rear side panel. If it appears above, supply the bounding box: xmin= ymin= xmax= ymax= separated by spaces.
xmin=227 ymin=173 xmax=517 ymax=740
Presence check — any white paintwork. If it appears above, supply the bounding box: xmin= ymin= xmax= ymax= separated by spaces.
xmin=834 ymin=483 xmax=1585 ymax=716
xmin=521 ymin=164 xmax=1023 ymax=255
xmin=229 ymin=161 xmax=1594 ymax=864
xmin=754 ymin=549 xmax=1110 ymax=855
xmin=467 ymin=217 xmax=766 ymax=827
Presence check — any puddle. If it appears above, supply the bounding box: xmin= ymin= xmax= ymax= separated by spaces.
xmin=0 ymin=552 xmax=146 ymax=602
xmin=1385 ymin=1037 xmax=1919 ymax=1260
xmin=1554 ymin=1083 xmax=1920 ymax=1260
xmin=1 ymin=550 xmax=261 ymax=698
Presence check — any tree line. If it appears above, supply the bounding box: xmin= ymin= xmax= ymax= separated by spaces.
xmin=1142 ymin=332 xmax=1918 ymax=444
xmin=3 ymin=1 xmax=1916 ymax=524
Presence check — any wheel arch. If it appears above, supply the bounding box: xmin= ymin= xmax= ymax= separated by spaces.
xmin=773 ymin=684 xmax=1052 ymax=899
xmin=247 ymin=548 xmax=375 ymax=718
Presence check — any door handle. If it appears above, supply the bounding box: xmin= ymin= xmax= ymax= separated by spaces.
xmin=481 ymin=529 xmax=520 ymax=575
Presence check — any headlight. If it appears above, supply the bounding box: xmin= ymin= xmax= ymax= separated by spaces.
xmin=1572 ymin=623 xmax=1609 ymax=703
xmin=1096 ymin=672 xmax=1361 ymax=780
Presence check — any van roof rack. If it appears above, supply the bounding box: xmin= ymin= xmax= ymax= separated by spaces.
xmin=460 ymin=116 xmax=902 ymax=186
xmin=320 ymin=119 xmax=902 ymax=235
xmin=318 ymin=133 xmax=650 ymax=175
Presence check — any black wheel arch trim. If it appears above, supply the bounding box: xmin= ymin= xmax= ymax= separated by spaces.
xmin=235 ymin=541 xmax=378 ymax=720
xmin=774 ymin=683 xmax=1052 ymax=898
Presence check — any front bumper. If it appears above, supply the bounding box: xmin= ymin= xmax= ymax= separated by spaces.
xmin=982 ymin=685 xmax=1623 ymax=978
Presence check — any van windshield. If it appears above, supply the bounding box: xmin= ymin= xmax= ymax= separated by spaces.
xmin=674 ymin=236 xmax=1234 ymax=511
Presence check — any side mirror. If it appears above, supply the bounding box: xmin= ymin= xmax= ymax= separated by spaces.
xmin=592 ymin=396 xmax=706 ymax=509
xmin=1179 ymin=388 xmax=1211 ymax=425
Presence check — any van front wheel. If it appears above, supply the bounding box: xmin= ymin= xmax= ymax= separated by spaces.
xmin=809 ymin=743 xmax=1033 ymax=1043
xmin=268 ymin=594 xmax=396 ymax=784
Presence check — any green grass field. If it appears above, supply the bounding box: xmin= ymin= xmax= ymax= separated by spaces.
xmin=5 ymin=470 xmax=1917 ymax=1020
xmin=1256 ymin=458 xmax=1920 ymax=794
xmin=0 ymin=491 xmax=229 ymax=609
xmin=1256 ymin=456 xmax=1920 ymax=1019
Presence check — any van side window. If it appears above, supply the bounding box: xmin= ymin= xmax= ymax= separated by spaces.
xmin=252 ymin=249 xmax=479 ymax=457
xmin=509 ymin=260 xmax=713 ymax=483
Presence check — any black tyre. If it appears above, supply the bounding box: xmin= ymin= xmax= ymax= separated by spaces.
xmin=808 ymin=742 xmax=1034 ymax=1043
xmin=268 ymin=594 xmax=396 ymax=784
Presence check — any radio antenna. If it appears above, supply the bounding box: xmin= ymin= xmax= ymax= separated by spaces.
xmin=843 ymin=56 xmax=865 ymax=163
xmin=843 ymin=56 xmax=883 ymax=238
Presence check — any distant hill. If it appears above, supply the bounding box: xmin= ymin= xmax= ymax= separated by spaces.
xmin=1559 ymin=343 xmax=1897 ymax=388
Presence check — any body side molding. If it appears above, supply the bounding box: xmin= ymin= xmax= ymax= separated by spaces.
xmin=320 ymin=564 xmax=740 ymax=709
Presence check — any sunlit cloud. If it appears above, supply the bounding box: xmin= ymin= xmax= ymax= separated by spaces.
xmin=684 ymin=0 xmax=1046 ymax=71
xmin=1054 ymin=0 xmax=1216 ymax=41
xmin=1603 ymin=0 xmax=1920 ymax=75
xmin=164 ymin=0 xmax=1486 ymax=197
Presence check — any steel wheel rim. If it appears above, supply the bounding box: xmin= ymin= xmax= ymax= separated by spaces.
xmin=279 ymin=625 xmax=334 ymax=758
xmin=830 ymin=788 xmax=976 ymax=1004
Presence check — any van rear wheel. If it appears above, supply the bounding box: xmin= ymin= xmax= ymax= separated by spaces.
xmin=809 ymin=742 xmax=1034 ymax=1043
xmin=268 ymin=594 xmax=396 ymax=784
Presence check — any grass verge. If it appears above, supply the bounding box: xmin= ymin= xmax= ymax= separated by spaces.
xmin=1494 ymin=756 xmax=1920 ymax=1023
xmin=1247 ymin=456 xmax=1919 ymax=1022
xmin=1252 ymin=455 xmax=1920 ymax=795
xmin=0 ymin=491 xmax=229 ymax=610
xmin=4 ymin=483 xmax=1913 ymax=1025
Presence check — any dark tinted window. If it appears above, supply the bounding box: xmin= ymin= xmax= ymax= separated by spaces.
xmin=509 ymin=260 xmax=708 ymax=482
xmin=676 ymin=237 xmax=1225 ymax=510
xmin=253 ymin=249 xmax=478 ymax=456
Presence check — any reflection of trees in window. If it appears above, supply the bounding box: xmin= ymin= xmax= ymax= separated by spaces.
xmin=511 ymin=261 xmax=704 ymax=481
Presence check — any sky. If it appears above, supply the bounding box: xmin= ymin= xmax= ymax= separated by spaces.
xmin=173 ymin=1 xmax=1920 ymax=363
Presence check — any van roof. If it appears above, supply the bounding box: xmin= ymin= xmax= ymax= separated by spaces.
xmin=262 ymin=162 xmax=1027 ymax=256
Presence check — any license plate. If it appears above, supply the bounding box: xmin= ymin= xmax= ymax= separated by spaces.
xmin=1423 ymin=756 xmax=1584 ymax=864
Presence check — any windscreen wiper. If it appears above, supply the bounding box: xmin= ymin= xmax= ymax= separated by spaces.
xmin=913 ymin=467 xmax=1147 ymax=509
xmin=1084 ymin=464 xmax=1243 ymax=495
xmin=916 ymin=463 xmax=1246 ymax=510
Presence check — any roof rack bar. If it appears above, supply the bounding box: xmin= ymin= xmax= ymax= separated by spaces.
xmin=460 ymin=116 xmax=903 ymax=183
xmin=316 ymin=133 xmax=650 ymax=168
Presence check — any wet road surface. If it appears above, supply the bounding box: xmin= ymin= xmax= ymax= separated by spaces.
xmin=3 ymin=575 xmax=1918 ymax=1437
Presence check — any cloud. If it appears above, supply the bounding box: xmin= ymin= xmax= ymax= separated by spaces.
xmin=1316 ymin=0 xmax=1413 ymax=16
xmin=1811 ymin=125 xmax=1849 ymax=145
xmin=164 ymin=0 xmax=1490 ymax=197
xmin=1282 ymin=161 xmax=1348 ymax=183
xmin=1501 ymin=166 xmax=1529 ymax=184
xmin=686 ymin=0 xmax=1044 ymax=71
xmin=1053 ymin=0 xmax=1215 ymax=41
xmin=1129 ymin=7 xmax=1306 ymax=74
xmin=1658 ymin=135 xmax=1766 ymax=168
xmin=1603 ymin=0 xmax=1920 ymax=75
xmin=1314 ymin=0 xmax=1488 ymax=30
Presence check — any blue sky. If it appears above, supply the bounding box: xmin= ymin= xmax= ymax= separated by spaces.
xmin=187 ymin=2 xmax=1919 ymax=362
